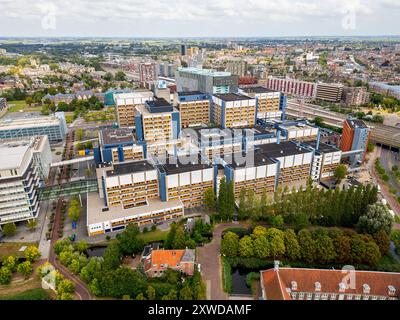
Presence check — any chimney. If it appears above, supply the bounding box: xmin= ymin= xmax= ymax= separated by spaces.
xmin=274 ymin=260 xmax=280 ymax=272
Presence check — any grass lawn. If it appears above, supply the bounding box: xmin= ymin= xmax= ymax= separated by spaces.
xmin=137 ymin=229 xmax=169 ymax=243
xmin=6 ymin=100 xmax=27 ymax=112
xmin=65 ymin=114 xmax=75 ymax=124
xmin=0 ymin=242 xmax=35 ymax=260
xmin=0 ymin=274 xmax=44 ymax=299
xmin=0 ymin=287 xmax=51 ymax=300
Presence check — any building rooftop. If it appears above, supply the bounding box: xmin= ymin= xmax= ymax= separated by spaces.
xmin=261 ymin=267 xmax=400 ymax=300
xmin=150 ymin=249 xmax=195 ymax=266
xmin=213 ymin=93 xmax=254 ymax=102
xmin=0 ymin=144 xmax=29 ymax=170
xmin=0 ymin=114 xmax=62 ymax=130
xmin=87 ymin=192 xmax=183 ymax=225
xmin=257 ymin=141 xmax=312 ymax=158
xmin=143 ymin=98 xmax=174 ymax=113
xmin=157 ymin=154 xmax=212 ymax=175
xmin=99 ymin=128 xmax=134 ymax=146
xmin=177 ymin=67 xmax=232 ymax=77
xmin=220 ymin=150 xmax=275 ymax=168
xmin=305 ymin=140 xmax=340 ymax=154
xmin=346 ymin=118 xmax=369 ymax=129
xmin=106 ymin=160 xmax=155 ymax=177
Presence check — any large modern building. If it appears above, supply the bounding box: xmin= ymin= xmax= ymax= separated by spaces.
xmin=340 ymin=119 xmax=370 ymax=163
xmin=212 ymin=93 xmax=256 ymax=128
xmin=156 ymin=154 xmax=214 ymax=209
xmin=239 ymin=86 xmax=286 ymax=121
xmin=0 ymin=112 xmax=67 ymax=143
xmin=94 ymin=128 xmax=144 ymax=164
xmin=135 ymin=98 xmax=180 ymax=143
xmin=316 ymin=83 xmax=344 ymax=103
xmin=114 ymin=90 xmax=154 ymax=128
xmin=0 ymin=139 xmax=44 ymax=226
xmin=174 ymin=91 xmax=211 ymax=128
xmin=175 ymin=67 xmax=239 ymax=94
xmin=260 ymin=266 xmax=400 ymax=300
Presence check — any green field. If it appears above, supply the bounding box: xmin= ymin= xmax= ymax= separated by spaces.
xmin=6 ymin=100 xmax=27 ymax=112
xmin=0 ymin=288 xmax=51 ymax=300
xmin=137 ymin=229 xmax=169 ymax=243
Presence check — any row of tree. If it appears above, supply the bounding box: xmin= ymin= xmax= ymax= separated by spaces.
xmin=221 ymin=225 xmax=388 ymax=267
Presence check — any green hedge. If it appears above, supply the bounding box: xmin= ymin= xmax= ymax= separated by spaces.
xmin=221 ymin=257 xmax=233 ymax=294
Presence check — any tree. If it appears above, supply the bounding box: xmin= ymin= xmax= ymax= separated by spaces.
xmin=80 ymin=256 xmax=103 ymax=284
xmin=226 ymin=181 xmax=235 ymax=220
xmin=373 ymin=231 xmax=390 ymax=255
xmin=75 ymin=240 xmax=89 ymax=253
xmin=298 ymin=229 xmax=316 ymax=263
xmin=334 ymin=165 xmax=347 ymax=184
xmin=162 ymin=289 xmax=178 ymax=300
xmin=103 ymin=72 xmax=113 ymax=81
xmin=253 ymin=235 xmax=269 ymax=259
xmin=103 ymin=242 xmax=121 ymax=270
xmin=350 ymin=235 xmax=367 ymax=264
xmin=179 ymin=286 xmax=193 ymax=300
xmin=57 ymin=278 xmax=75 ymax=299
xmin=356 ymin=204 xmax=393 ymax=235
xmin=25 ymin=96 xmax=33 ymax=106
xmin=114 ymin=71 xmax=127 ymax=81
xmin=265 ymin=228 xmax=285 ymax=258
xmin=116 ymin=224 xmax=145 ymax=255
xmin=2 ymin=256 xmax=18 ymax=272
xmin=293 ymin=213 xmax=309 ymax=232
xmin=0 ymin=267 xmax=12 ymax=285
xmin=334 ymin=236 xmax=352 ymax=264
xmin=172 ymin=225 xmax=187 ymax=249
xmin=26 ymin=219 xmax=37 ymax=230
xmin=239 ymin=235 xmax=254 ymax=258
xmin=221 ymin=231 xmax=239 ymax=257
xmin=24 ymin=245 xmax=41 ymax=262
xmin=203 ymin=187 xmax=216 ymax=213
xmin=75 ymin=128 xmax=84 ymax=141
xmin=136 ymin=293 xmax=146 ymax=300
xmin=146 ymin=286 xmax=156 ymax=300
xmin=284 ymin=229 xmax=301 ymax=261
xmin=363 ymin=241 xmax=381 ymax=266
xmin=2 ymin=223 xmax=17 ymax=237
xmin=17 ymin=261 xmax=33 ymax=278
xmin=68 ymin=199 xmax=81 ymax=222
xmin=271 ymin=215 xmax=284 ymax=229
xmin=218 ymin=177 xmax=228 ymax=220
xmin=312 ymin=229 xmax=336 ymax=264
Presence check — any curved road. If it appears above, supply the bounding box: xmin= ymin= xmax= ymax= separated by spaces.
xmin=197 ymin=222 xmax=249 ymax=300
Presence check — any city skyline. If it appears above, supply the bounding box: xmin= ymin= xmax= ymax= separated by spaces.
xmin=1 ymin=0 xmax=400 ymax=37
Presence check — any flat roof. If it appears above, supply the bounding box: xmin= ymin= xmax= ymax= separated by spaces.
xmin=157 ymin=154 xmax=212 ymax=175
xmin=87 ymin=192 xmax=183 ymax=225
xmin=346 ymin=118 xmax=368 ymax=129
xmin=106 ymin=160 xmax=155 ymax=177
xmin=0 ymin=114 xmax=61 ymax=130
xmin=220 ymin=150 xmax=275 ymax=168
xmin=305 ymin=140 xmax=340 ymax=153
xmin=0 ymin=144 xmax=29 ymax=170
xmin=177 ymin=67 xmax=232 ymax=77
xmin=213 ymin=93 xmax=253 ymax=102
xmin=257 ymin=141 xmax=311 ymax=158
xmin=100 ymin=128 xmax=134 ymax=146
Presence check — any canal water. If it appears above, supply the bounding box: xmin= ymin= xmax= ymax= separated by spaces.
xmin=86 ymin=246 xmax=107 ymax=257
xmin=231 ymin=268 xmax=252 ymax=295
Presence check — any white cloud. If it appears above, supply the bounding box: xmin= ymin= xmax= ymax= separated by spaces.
xmin=0 ymin=0 xmax=397 ymax=35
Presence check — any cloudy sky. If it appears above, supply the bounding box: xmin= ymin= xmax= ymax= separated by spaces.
xmin=0 ymin=0 xmax=399 ymax=37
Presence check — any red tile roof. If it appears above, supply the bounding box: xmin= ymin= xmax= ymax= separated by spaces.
xmin=261 ymin=267 xmax=400 ymax=300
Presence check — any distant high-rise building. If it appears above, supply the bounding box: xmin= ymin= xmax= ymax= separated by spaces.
xmin=225 ymin=60 xmax=248 ymax=77
xmin=139 ymin=62 xmax=157 ymax=83
xmin=180 ymin=44 xmax=187 ymax=56
xmin=175 ymin=67 xmax=238 ymax=94
xmin=340 ymin=119 xmax=370 ymax=163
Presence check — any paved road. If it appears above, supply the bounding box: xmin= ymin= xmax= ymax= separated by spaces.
xmin=368 ymin=146 xmax=400 ymax=219
xmin=197 ymin=222 xmax=249 ymax=300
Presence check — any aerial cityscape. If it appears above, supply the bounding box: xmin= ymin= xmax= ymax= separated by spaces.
xmin=0 ymin=0 xmax=400 ymax=309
